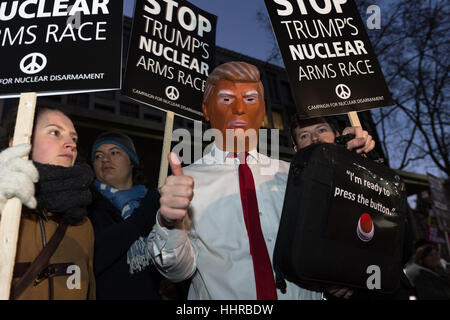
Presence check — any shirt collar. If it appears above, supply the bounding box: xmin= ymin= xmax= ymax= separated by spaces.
xmin=211 ymin=143 xmax=259 ymax=164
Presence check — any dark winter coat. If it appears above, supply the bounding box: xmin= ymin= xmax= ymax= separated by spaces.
xmin=406 ymin=263 xmax=450 ymax=300
xmin=87 ymin=186 xmax=162 ymax=300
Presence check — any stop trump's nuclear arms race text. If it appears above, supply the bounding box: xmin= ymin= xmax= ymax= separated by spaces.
xmin=134 ymin=0 xmax=214 ymax=92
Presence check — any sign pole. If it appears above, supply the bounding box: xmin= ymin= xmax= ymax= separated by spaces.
xmin=445 ymin=232 xmax=450 ymax=258
xmin=347 ymin=111 xmax=361 ymax=128
xmin=0 ymin=92 xmax=37 ymax=300
xmin=158 ymin=111 xmax=175 ymax=188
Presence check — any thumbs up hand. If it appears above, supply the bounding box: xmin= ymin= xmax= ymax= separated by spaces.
xmin=159 ymin=153 xmax=194 ymax=227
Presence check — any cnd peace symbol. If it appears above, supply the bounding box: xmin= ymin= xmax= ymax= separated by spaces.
xmin=165 ymin=86 xmax=180 ymax=101
xmin=20 ymin=53 xmax=47 ymax=75
xmin=335 ymin=84 xmax=351 ymax=100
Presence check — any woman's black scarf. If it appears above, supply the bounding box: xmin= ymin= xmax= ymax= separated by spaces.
xmin=33 ymin=162 xmax=94 ymax=225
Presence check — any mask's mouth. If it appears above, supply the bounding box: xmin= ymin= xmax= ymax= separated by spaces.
xmin=228 ymin=120 xmax=248 ymax=128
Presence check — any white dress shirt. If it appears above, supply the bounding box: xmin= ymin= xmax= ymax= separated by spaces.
xmin=149 ymin=143 xmax=322 ymax=300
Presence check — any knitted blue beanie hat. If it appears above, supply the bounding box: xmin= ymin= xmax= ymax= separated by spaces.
xmin=91 ymin=132 xmax=139 ymax=165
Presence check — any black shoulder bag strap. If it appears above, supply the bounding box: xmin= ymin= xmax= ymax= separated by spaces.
xmin=10 ymin=222 xmax=68 ymax=300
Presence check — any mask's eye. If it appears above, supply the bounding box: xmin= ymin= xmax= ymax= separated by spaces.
xmin=219 ymin=95 xmax=234 ymax=104
xmin=244 ymin=95 xmax=258 ymax=103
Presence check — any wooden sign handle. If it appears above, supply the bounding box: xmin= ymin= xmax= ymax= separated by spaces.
xmin=445 ymin=232 xmax=450 ymax=258
xmin=0 ymin=92 xmax=37 ymax=300
xmin=158 ymin=111 xmax=175 ymax=189
xmin=347 ymin=111 xmax=361 ymax=128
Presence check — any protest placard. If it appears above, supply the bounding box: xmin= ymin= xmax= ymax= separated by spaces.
xmin=123 ymin=0 xmax=217 ymax=121
xmin=122 ymin=0 xmax=216 ymax=186
xmin=427 ymin=174 xmax=450 ymax=256
xmin=264 ymin=0 xmax=393 ymax=118
xmin=0 ymin=0 xmax=123 ymax=97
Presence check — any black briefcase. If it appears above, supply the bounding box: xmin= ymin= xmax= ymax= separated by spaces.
xmin=273 ymin=143 xmax=408 ymax=294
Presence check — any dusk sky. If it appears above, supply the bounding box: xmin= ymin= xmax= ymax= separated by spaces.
xmin=123 ymin=0 xmax=280 ymax=66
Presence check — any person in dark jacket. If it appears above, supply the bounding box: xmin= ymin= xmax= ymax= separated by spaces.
xmin=289 ymin=115 xmax=414 ymax=300
xmin=405 ymin=244 xmax=450 ymax=300
xmin=87 ymin=131 xmax=162 ymax=300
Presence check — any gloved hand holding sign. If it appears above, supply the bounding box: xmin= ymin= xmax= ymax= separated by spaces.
xmin=0 ymin=144 xmax=39 ymax=213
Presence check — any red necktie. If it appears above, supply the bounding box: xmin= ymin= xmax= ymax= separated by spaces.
xmin=228 ymin=152 xmax=278 ymax=300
